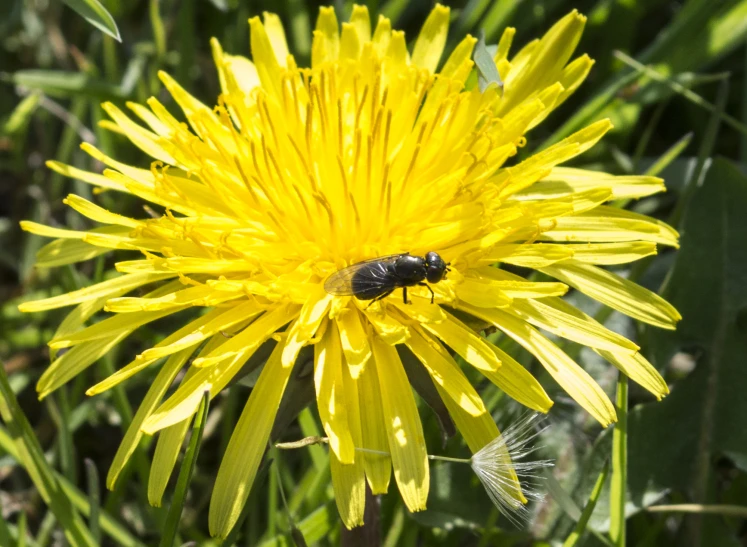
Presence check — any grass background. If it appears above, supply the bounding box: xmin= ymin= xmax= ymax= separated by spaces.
xmin=2 ymin=0 xmax=747 ymax=545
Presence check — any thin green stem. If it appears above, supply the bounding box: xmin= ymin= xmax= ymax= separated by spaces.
xmin=610 ymin=374 xmax=629 ymax=547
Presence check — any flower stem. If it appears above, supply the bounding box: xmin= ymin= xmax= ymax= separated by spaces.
xmin=610 ymin=373 xmax=628 ymax=547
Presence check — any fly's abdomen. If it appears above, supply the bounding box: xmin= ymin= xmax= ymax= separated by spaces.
xmin=351 ymin=265 xmax=391 ymax=299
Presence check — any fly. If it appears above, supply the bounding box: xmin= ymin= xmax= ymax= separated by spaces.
xmin=324 ymin=252 xmax=450 ymax=305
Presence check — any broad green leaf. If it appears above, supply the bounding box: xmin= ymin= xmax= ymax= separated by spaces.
xmin=6 ymin=71 xmax=125 ymax=100
xmin=62 ymin=0 xmax=121 ymax=41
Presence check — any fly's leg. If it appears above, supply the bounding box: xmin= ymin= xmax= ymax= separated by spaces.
xmin=418 ymin=283 xmax=435 ymax=304
xmin=365 ymin=290 xmax=394 ymax=309
xmin=402 ymin=286 xmax=411 ymax=304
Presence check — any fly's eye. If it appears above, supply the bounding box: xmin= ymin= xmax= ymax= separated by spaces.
xmin=426 ymin=265 xmax=445 ymax=283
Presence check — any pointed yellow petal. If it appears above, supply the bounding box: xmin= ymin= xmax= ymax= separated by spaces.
xmin=455 ymin=278 xmax=513 ymax=308
xmin=371 ymin=336 xmax=428 ymax=512
xmin=412 ymin=4 xmax=450 ymax=72
xmin=541 ymin=260 xmax=681 ymax=329
xmin=349 ymin=5 xmax=371 ymax=43
xmin=500 ymin=9 xmax=586 ymax=112
xmin=312 ymin=7 xmax=340 ymax=66
xmin=209 ymin=342 xmax=292 ymax=538
xmin=357 ymin=337 xmax=391 ymax=494
xmin=335 ymin=308 xmax=371 ymax=379
xmin=510 ymin=298 xmax=639 ymax=353
xmin=149 ymin=337 xmax=227 ymax=506
xmin=340 ymin=23 xmax=361 ymax=60
xmin=46 ymin=160 xmax=127 ymax=192
xmin=330 ymin=341 xmax=366 ymax=528
xmin=597 ymin=350 xmax=669 ymax=400
xmin=371 ymin=15 xmax=391 ymax=56
xmin=64 ymin=194 xmax=139 ymax=228
xmin=107 ymin=346 xmax=194 ymax=488
xmin=314 ymin=321 xmax=354 ymax=464
xmin=19 ymin=272 xmax=174 ymax=312
xmin=262 ymin=12 xmax=289 ymax=67
xmin=540 ymin=296 xmax=669 ymax=399
xmin=479 ymin=243 xmax=574 ymax=268
xmin=526 ymin=167 xmax=666 ymax=200
xmin=142 ymin=304 xmax=299 ymax=434
xmin=564 ymin=242 xmax=658 ymax=265
xmin=419 ymin=310 xmax=501 ymax=372
xmin=469 ymin=267 xmax=568 ymax=298
xmin=282 ymin=289 xmax=332 ymax=366
xmin=250 ymin=16 xmax=283 ymax=96
xmin=100 ymin=102 xmax=177 ymax=164
xmin=34 ymin=238 xmax=109 ymax=268
xmin=405 ymin=328 xmax=485 ymax=417
xmin=462 ymin=304 xmax=616 ymax=426
xmin=484 ymin=343 xmax=554 ymax=413
xmin=362 ymin=307 xmax=408 ymax=344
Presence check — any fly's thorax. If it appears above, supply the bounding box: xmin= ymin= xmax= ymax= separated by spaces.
xmin=393 ymin=255 xmax=427 ymax=285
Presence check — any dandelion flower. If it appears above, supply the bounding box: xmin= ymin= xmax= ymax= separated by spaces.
xmin=20 ymin=4 xmax=679 ymax=536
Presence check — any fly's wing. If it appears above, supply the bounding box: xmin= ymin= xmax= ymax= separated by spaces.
xmin=323 ymin=255 xmax=402 ymax=296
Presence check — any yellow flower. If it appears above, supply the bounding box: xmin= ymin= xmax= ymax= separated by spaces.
xmin=19 ymin=4 xmax=680 ymax=536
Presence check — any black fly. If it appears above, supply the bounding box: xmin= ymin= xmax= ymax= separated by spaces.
xmin=324 ymin=252 xmax=450 ymax=306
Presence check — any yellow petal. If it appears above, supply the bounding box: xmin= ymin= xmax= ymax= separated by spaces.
xmin=46 ymin=160 xmax=127 ymax=192
xmin=209 ymin=342 xmax=292 ymax=538
xmin=541 ymin=296 xmax=669 ymax=399
xmin=250 ymin=16 xmax=283 ymax=97
xmin=420 ymin=310 xmax=501 ymax=372
xmin=362 ymin=307 xmax=408 ymax=344
xmin=484 ymin=343 xmax=554 ymax=413
xmin=335 ymin=308 xmax=371 ymax=379
xmin=107 ymin=346 xmax=194 ymax=488
xmin=137 ymin=300 xmax=262 ymax=361
xmin=330 ymin=337 xmax=366 ymax=528
xmin=455 ymin=278 xmax=513 ymax=308
xmin=541 ymin=260 xmax=681 ymax=329
xmin=412 ymin=4 xmax=450 ymax=73
xmin=479 ymin=243 xmax=574 ymax=268
xmin=509 ymin=298 xmax=639 ymax=354
xmin=405 ymin=328 xmax=485 ymax=417
xmin=282 ymin=289 xmax=332 ymax=366
xmin=371 ymin=336 xmax=428 ymax=512
xmin=100 ymin=102 xmax=177 ymax=164
xmin=371 ymin=15 xmax=391 ymax=56
xmin=349 ymin=5 xmax=371 ymax=43
xmin=314 ymin=320 xmax=354 ymax=464
xmin=312 ymin=7 xmax=339 ymax=66
xmin=64 ymin=194 xmax=139 ymax=228
xmin=563 ymin=242 xmax=658 ymax=265
xmin=526 ymin=167 xmax=666 ymax=200
xmin=469 ymin=267 xmax=569 ymax=298
xmin=340 ymin=23 xmax=361 ymax=60
xmin=142 ymin=304 xmax=299 ymax=433
xmin=262 ymin=12 xmax=289 ymax=67
xmin=357 ymin=336 xmax=391 ymax=494
xmin=500 ymin=9 xmax=586 ymax=113
xmin=19 ymin=272 xmax=174 ymax=313
xmin=462 ymin=304 xmax=616 ymax=426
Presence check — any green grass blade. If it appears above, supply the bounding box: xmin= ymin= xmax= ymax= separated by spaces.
xmin=18 ymin=512 xmax=27 ymax=547
xmin=609 ymin=374 xmax=628 ymax=547
xmin=62 ymin=0 xmax=121 ymax=41
xmin=613 ymin=50 xmax=747 ymax=136
xmin=669 ymin=78 xmax=729 ymax=228
xmin=563 ymin=460 xmax=610 ymax=547
xmin=0 ymin=509 xmax=11 ymax=547
xmin=0 ymin=364 xmax=96 ymax=547
xmin=159 ymin=391 xmax=210 ymax=547
xmin=0 ymin=425 xmax=146 ymax=547
xmin=644 ymin=132 xmax=694 ymax=177
xmin=84 ymin=459 xmax=101 ymax=544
